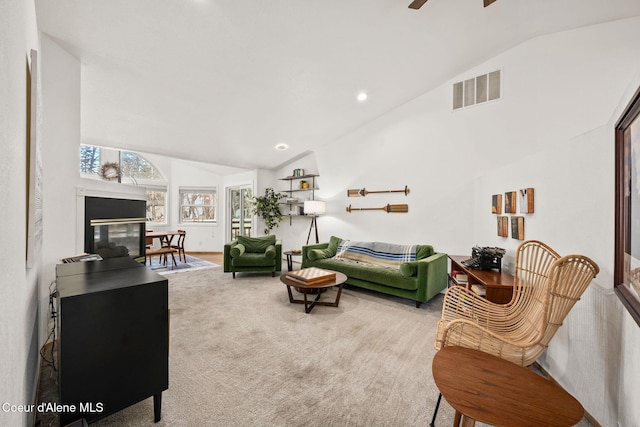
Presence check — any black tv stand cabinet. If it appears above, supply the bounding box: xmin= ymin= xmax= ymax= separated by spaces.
xmin=55 ymin=257 xmax=169 ymax=425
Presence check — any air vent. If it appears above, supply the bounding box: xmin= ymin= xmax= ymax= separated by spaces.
xmin=453 ymin=70 xmax=501 ymax=110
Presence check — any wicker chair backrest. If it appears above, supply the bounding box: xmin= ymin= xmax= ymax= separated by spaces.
xmin=512 ymin=240 xmax=599 ymax=351
xmin=511 ymin=240 xmax=560 ymax=343
xmin=540 ymin=253 xmax=600 ymax=347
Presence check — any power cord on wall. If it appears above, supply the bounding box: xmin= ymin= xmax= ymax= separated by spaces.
xmin=39 ymin=280 xmax=58 ymax=371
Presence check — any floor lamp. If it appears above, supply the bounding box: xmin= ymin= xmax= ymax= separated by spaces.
xmin=304 ymin=200 xmax=326 ymax=245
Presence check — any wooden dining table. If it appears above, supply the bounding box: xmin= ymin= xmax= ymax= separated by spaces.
xmin=146 ymin=230 xmax=182 ymax=247
xmin=145 ymin=230 xmax=184 ymax=268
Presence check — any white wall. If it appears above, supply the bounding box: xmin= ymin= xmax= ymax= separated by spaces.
xmin=40 ymin=34 xmax=82 ymax=344
xmin=275 ymin=74 xmax=477 ymax=254
xmin=0 ymin=1 xmax=41 ymax=425
xmin=471 ymin=20 xmax=640 ymax=427
xmin=167 ymin=159 xmax=223 ymax=251
xmin=274 ymin=17 xmax=640 ymax=426
xmin=137 ymin=155 xmax=262 ymax=251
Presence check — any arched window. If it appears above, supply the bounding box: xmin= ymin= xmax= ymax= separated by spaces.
xmin=79 ymin=145 xmax=168 ymax=224
xmin=120 ymin=150 xmax=163 ymax=181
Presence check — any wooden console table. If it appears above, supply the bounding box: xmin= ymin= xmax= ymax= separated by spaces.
xmin=449 ymin=255 xmax=514 ymax=304
xmin=433 ymin=346 xmax=583 ymax=427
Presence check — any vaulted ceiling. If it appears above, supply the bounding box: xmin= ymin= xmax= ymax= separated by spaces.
xmin=35 ymin=0 xmax=640 ymax=170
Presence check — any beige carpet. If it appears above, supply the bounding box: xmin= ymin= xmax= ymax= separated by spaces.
xmin=92 ymin=267 xmax=455 ymax=426
xmin=92 ymin=267 xmax=592 ymax=427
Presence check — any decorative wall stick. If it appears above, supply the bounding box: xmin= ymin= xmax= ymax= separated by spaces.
xmin=511 ymin=216 xmax=525 ymax=240
xmin=504 ymin=191 xmax=517 ymax=214
xmin=497 ymin=216 xmax=508 ymax=237
xmin=519 ymin=188 xmax=535 ymax=213
xmin=347 ymin=185 xmax=410 ymax=197
xmin=346 ymin=204 xmax=409 ymax=213
xmin=491 ymin=194 xmax=502 ymax=214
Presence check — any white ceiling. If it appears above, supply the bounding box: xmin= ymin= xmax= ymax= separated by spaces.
xmin=35 ymin=0 xmax=640 ymax=170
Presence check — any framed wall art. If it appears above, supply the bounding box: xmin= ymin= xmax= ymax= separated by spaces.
xmin=26 ymin=49 xmax=43 ymax=268
xmin=511 ymin=216 xmax=524 ymax=240
xmin=519 ymin=188 xmax=534 ymax=213
xmin=614 ymin=85 xmax=640 ymax=327
xmin=491 ymin=194 xmax=502 ymax=214
xmin=504 ymin=191 xmax=517 ymax=214
xmin=497 ymin=216 xmax=508 ymax=237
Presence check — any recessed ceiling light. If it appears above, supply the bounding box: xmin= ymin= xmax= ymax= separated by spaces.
xmin=275 ymin=143 xmax=289 ymax=151
xmin=357 ymin=92 xmax=368 ymax=102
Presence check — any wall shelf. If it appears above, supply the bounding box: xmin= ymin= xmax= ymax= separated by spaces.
xmin=279 ymin=174 xmax=319 ymax=224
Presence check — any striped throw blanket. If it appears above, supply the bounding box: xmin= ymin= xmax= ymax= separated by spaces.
xmin=334 ymin=240 xmax=417 ymax=269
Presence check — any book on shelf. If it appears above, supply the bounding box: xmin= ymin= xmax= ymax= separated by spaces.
xmin=471 ymin=284 xmax=486 ymax=297
xmin=451 ymin=270 xmax=468 ymax=284
xmin=286 ymin=267 xmax=336 ymax=284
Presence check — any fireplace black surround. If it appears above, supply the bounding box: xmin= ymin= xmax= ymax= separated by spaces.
xmin=84 ymin=196 xmax=146 ymax=259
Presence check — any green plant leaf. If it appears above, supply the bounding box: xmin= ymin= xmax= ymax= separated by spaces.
xmin=251 ymin=188 xmax=286 ymax=234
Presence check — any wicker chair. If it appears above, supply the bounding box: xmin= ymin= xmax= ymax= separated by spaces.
xmin=429 ymin=240 xmax=599 ymax=425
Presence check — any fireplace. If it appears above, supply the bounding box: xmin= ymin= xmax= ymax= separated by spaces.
xmin=85 ymin=196 xmax=147 ymax=259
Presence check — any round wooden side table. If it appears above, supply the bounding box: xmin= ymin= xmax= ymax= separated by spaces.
xmin=432 ymin=346 xmax=584 ymax=427
xmin=283 ymin=250 xmax=302 ymax=271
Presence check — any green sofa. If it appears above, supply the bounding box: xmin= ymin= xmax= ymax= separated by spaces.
xmin=224 ymin=235 xmax=282 ymax=278
xmin=302 ymin=236 xmax=447 ymax=307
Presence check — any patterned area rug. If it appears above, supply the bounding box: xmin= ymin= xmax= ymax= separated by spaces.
xmin=145 ymin=254 xmax=218 ymax=274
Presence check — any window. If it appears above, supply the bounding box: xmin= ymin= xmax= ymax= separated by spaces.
xmin=120 ymin=150 xmax=163 ymax=181
xmin=79 ymin=145 xmax=164 ymax=182
xmin=79 ymin=145 xmax=168 ymax=224
xmin=180 ymin=189 xmax=217 ymax=223
xmin=147 ymin=187 xmax=167 ymax=224
xmin=80 ymin=145 xmax=101 ymax=174
xmin=615 ymin=85 xmax=640 ymax=326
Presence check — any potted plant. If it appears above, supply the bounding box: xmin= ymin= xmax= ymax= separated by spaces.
xmin=252 ymin=188 xmax=286 ymax=235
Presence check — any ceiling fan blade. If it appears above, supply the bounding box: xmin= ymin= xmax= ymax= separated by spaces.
xmin=408 ymin=0 xmax=428 ymax=9
xmin=484 ymin=0 xmax=497 ymax=6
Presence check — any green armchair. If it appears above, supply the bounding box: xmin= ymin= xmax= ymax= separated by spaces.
xmin=224 ymin=235 xmax=282 ymax=278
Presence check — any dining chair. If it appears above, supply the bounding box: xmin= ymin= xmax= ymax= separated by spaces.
xmin=145 ymin=233 xmax=154 ymax=251
xmin=169 ymin=230 xmax=186 ymax=262
xmin=145 ymin=246 xmax=178 ymax=269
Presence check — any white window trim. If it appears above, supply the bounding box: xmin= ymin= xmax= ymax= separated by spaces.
xmin=146 ymin=185 xmax=169 ymax=226
xmin=179 ymin=186 xmax=218 ymax=225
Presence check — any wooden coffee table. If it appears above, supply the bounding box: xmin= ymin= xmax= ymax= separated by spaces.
xmin=432 ymin=346 xmax=584 ymax=427
xmin=280 ymin=271 xmax=347 ymax=313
